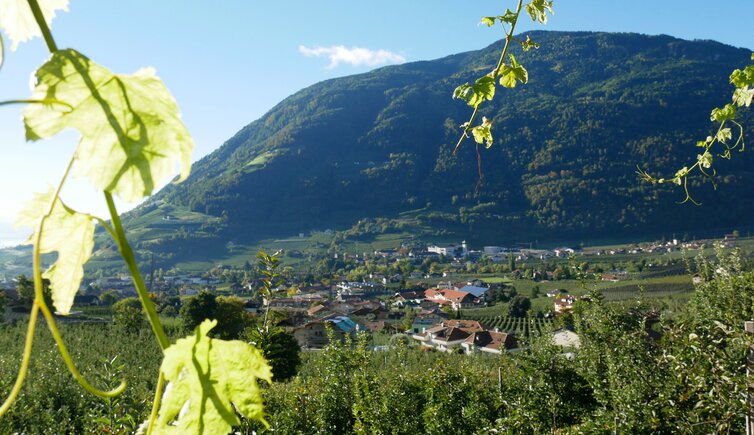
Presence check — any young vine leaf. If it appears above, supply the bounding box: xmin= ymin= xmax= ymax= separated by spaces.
xmin=452 ymin=0 xmax=552 ymax=160
xmin=16 ymin=186 xmax=94 ymax=315
xmin=154 ymin=319 xmax=272 ymax=434
xmin=638 ymin=53 xmax=753 ymax=203
xmin=468 ymin=75 xmax=496 ymax=107
xmin=525 ymin=0 xmax=554 ymax=24
xmin=472 ymin=117 xmax=494 ymax=147
xmin=24 ymin=49 xmax=194 ymax=202
xmin=498 ymin=54 xmax=528 ymax=88
xmin=0 ymin=0 xmax=68 ymax=50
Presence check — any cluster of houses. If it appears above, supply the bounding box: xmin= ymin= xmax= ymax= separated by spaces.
xmin=581 ymin=238 xmax=730 ymax=257
xmin=412 ymin=319 xmax=518 ymax=354
xmin=411 ymin=319 xmax=580 ymax=355
xmin=394 ymin=281 xmax=490 ymax=310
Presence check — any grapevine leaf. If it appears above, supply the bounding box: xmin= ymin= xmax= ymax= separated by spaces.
xmin=154 ymin=319 xmax=272 ymax=434
xmin=500 ymin=9 xmax=518 ymax=25
xmin=499 ymin=55 xmax=528 ymax=88
xmin=0 ymin=34 xmax=4 ymax=70
xmin=452 ymin=83 xmax=472 ymax=101
xmin=480 ymin=16 xmax=496 ymax=27
xmin=715 ymin=127 xmax=732 ymax=144
xmin=467 ymin=76 xmax=496 ymax=108
xmin=15 ymin=187 xmax=94 ymax=315
xmin=525 ymin=0 xmax=554 ymax=24
xmin=521 ymin=35 xmax=539 ymax=52
xmin=471 ymin=117 xmax=494 ymax=148
xmin=732 ymin=86 xmax=753 ymax=107
xmin=697 ymin=151 xmax=713 ymax=169
xmin=0 ymin=0 xmax=68 ymax=50
xmin=674 ymin=167 xmax=689 ymax=185
xmin=730 ymin=66 xmax=754 ymax=88
xmin=710 ymin=104 xmax=736 ymax=122
xmin=24 ymin=49 xmax=194 ymax=202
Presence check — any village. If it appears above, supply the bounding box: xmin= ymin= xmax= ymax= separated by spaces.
xmin=0 ymin=234 xmax=731 ymax=355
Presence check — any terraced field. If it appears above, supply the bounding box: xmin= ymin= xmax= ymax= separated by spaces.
xmin=464 ymin=315 xmax=554 ymax=338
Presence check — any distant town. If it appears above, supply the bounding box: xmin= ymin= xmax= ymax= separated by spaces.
xmin=1 ymin=232 xmax=739 ymax=353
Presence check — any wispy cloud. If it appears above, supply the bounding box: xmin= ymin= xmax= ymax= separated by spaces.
xmin=298 ymin=45 xmax=406 ymax=69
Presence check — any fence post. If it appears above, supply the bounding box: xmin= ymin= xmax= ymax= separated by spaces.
xmin=498 ymin=366 xmax=502 ymax=391
xmin=745 ymin=321 xmax=754 ymax=435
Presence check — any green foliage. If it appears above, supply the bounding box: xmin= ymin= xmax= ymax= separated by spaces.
xmin=213 ymin=295 xmax=250 ymax=339
xmin=14 ymin=274 xmax=34 ymax=305
xmin=489 ymin=335 xmax=595 ymax=432
xmin=498 ymin=54 xmax=528 ymax=88
xmin=525 ymin=0 xmax=554 ymax=24
xmin=112 ymin=297 xmax=144 ymax=334
xmin=452 ymin=0 xmax=548 ymax=155
xmin=98 ymin=290 xmax=118 ymax=306
xmin=179 ymin=290 xmax=218 ymax=332
xmin=15 ymin=274 xmax=53 ymax=308
xmin=257 ymin=250 xmax=283 ymax=329
xmin=90 ymin=356 xmax=140 ymax=434
xmin=24 ymin=48 xmax=194 ymax=203
xmin=16 ymin=188 xmax=94 ymax=314
xmin=420 ymin=364 xmax=496 ymax=434
xmin=639 ymin=52 xmax=754 ymax=203
xmin=155 ymin=319 xmax=272 ymax=434
xmin=0 ymin=322 xmax=161 ymax=433
xmin=658 ymin=248 xmax=752 ymax=432
xmin=244 ymin=326 xmax=301 ymax=382
xmin=508 ymin=294 xmax=531 ymax=317
xmin=575 ymin=296 xmax=667 ymax=432
xmin=1 ymin=5 xmax=272 ymax=432
xmin=179 ymin=291 xmax=251 ymax=339
xmin=0 ymin=0 xmax=68 ymax=50
xmin=453 ymin=75 xmax=496 ymax=108
xmin=470 ymin=116 xmax=494 ymax=148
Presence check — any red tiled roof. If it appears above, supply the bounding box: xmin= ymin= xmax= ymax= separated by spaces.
xmin=442 ymin=319 xmax=485 ymax=331
xmin=307 ymin=304 xmax=327 ymax=316
xmin=464 ymin=330 xmax=516 ymax=351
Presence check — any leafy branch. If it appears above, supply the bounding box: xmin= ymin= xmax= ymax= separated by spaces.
xmin=0 ymin=1 xmax=271 ymax=433
xmin=257 ymin=250 xmax=283 ymax=332
xmin=637 ymin=54 xmax=754 ymax=204
xmin=451 ymin=0 xmax=552 ymax=186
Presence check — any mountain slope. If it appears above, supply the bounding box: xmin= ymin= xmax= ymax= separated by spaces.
xmin=119 ymin=31 xmax=754 ymax=264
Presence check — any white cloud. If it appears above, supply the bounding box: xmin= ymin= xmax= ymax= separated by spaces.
xmin=298 ymin=45 xmax=406 ymax=69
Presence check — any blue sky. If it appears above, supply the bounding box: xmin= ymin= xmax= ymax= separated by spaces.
xmin=1 ymin=0 xmax=754 ymax=242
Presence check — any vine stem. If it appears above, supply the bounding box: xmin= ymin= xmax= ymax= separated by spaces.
xmin=32 ymin=0 xmax=170 ymax=424
xmin=0 ymin=304 xmax=39 ymax=417
xmin=452 ymin=0 xmax=524 ymax=156
xmin=34 ymin=158 xmax=127 ymax=397
xmin=146 ymin=371 xmax=165 ymax=435
xmin=0 ymin=0 xmax=174 ymax=426
xmin=105 ymin=192 xmax=170 ymax=350
xmin=0 ymin=153 xmax=124 ymax=421
xmin=29 ymin=0 xmax=169 ymax=351
xmin=27 ymin=0 xmax=58 ymax=52
xmin=5 ymin=0 xmax=147 ymax=411
xmin=27 ymin=0 xmax=128 ymax=397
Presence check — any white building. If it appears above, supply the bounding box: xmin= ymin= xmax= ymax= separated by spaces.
xmin=427 ymin=241 xmax=468 ymax=257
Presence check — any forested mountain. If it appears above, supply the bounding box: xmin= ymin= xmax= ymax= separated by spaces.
xmin=120 ymin=31 xmax=754 ymax=261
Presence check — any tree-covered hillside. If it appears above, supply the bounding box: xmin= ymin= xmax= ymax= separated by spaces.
xmin=122 ymin=31 xmax=754 ymax=261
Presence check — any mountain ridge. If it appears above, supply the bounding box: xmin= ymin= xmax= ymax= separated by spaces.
xmin=112 ymin=30 xmax=754 ymax=266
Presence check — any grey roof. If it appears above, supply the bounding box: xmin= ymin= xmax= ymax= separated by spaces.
xmin=459 ymin=285 xmax=488 ymax=297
